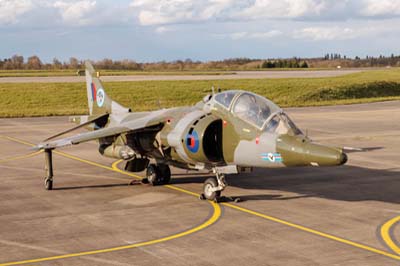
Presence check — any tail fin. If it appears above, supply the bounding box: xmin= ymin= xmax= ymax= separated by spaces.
xmin=85 ymin=61 xmax=130 ymax=115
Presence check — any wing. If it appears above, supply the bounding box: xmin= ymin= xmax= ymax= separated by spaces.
xmin=35 ymin=116 xmax=163 ymax=150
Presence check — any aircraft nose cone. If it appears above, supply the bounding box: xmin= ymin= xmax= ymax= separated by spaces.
xmin=276 ymin=134 xmax=348 ymax=167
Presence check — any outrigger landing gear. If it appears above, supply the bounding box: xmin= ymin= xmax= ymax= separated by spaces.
xmin=200 ymin=169 xmax=227 ymax=202
xmin=44 ymin=149 xmax=54 ymax=190
xmin=145 ymin=163 xmax=171 ymax=186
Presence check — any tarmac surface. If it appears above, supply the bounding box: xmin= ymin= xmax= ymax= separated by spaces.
xmin=0 ymin=69 xmax=361 ymax=83
xmin=0 ymin=101 xmax=399 ymax=265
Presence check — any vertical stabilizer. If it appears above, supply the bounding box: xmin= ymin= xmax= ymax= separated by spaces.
xmin=85 ymin=61 xmax=130 ymax=115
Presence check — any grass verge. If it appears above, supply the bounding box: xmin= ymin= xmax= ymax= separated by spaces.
xmin=0 ymin=68 xmax=399 ymax=117
xmin=0 ymin=70 xmax=235 ymax=77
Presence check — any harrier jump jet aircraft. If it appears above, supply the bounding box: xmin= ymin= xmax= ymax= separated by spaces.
xmin=36 ymin=62 xmax=347 ymax=201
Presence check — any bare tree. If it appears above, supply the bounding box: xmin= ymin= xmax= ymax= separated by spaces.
xmin=11 ymin=55 xmax=24 ymax=69
xmin=52 ymin=58 xmax=62 ymax=69
xmin=69 ymin=57 xmax=79 ymax=69
xmin=27 ymin=55 xmax=42 ymax=69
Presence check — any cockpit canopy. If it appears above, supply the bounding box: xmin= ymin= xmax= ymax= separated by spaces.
xmin=213 ymin=90 xmax=302 ymax=135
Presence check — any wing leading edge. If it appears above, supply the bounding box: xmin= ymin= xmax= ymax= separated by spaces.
xmin=35 ymin=115 xmax=163 ymax=150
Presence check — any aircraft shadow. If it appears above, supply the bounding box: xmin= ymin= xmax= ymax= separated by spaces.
xmin=171 ymin=165 xmax=400 ymax=204
xmin=54 ymin=183 xmax=129 ymax=190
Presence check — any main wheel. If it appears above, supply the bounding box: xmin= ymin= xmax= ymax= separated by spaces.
xmin=146 ymin=164 xmax=161 ymax=186
xmin=157 ymin=164 xmax=171 ymax=184
xmin=203 ymin=177 xmax=220 ymax=201
xmin=45 ymin=178 xmax=53 ymax=190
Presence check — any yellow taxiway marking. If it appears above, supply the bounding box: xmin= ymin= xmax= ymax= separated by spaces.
xmin=0 ymin=137 xmax=222 ymax=266
xmin=111 ymin=162 xmax=400 ymax=261
xmin=380 ymin=216 xmax=400 ymax=255
xmin=3 ymin=135 xmax=400 ymax=262
xmin=1 ymin=136 xmax=35 ymax=147
xmin=0 ymin=136 xmax=43 ymax=163
xmin=0 ymin=150 xmax=42 ymax=163
xmin=1 ymin=201 xmax=220 ymax=266
xmin=223 ymin=203 xmax=400 ymax=261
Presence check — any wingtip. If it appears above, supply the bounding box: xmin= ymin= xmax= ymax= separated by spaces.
xmin=30 ymin=145 xmax=42 ymax=151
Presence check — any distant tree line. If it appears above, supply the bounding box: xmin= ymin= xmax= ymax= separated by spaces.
xmin=261 ymin=58 xmax=308 ymax=68
xmin=1 ymin=54 xmax=400 ymax=71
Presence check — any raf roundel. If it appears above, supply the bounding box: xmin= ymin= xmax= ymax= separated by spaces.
xmin=96 ymin=88 xmax=105 ymax=107
xmin=186 ymin=130 xmax=200 ymax=153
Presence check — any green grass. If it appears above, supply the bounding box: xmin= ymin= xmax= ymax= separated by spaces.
xmin=0 ymin=70 xmax=235 ymax=77
xmin=0 ymin=70 xmax=76 ymax=77
xmin=1 ymin=68 xmax=400 ymax=117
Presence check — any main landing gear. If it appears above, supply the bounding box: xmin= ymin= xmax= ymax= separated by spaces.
xmin=145 ymin=163 xmax=171 ymax=186
xmin=44 ymin=149 xmax=54 ymax=190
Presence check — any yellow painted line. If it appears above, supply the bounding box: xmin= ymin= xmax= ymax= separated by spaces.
xmin=0 ymin=135 xmax=43 ymax=163
xmin=1 ymin=136 xmax=36 ymax=147
xmin=4 ymin=135 xmax=400 ymax=261
xmin=1 ymin=201 xmax=220 ymax=266
xmin=0 ymin=150 xmax=43 ymax=163
xmin=222 ymin=203 xmax=400 ymax=261
xmin=380 ymin=216 xmax=400 ymax=254
xmin=112 ymin=159 xmax=400 ymax=261
xmin=0 ymin=137 xmax=221 ymax=266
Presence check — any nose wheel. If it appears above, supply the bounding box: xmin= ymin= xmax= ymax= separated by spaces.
xmin=200 ymin=169 xmax=227 ymax=202
xmin=201 ymin=178 xmax=221 ymax=201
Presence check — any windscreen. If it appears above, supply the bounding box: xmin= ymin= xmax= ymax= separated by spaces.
xmin=264 ymin=112 xmax=303 ymax=135
xmin=214 ymin=91 xmax=237 ymax=108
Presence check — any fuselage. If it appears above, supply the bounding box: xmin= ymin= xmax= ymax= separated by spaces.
xmin=98 ymin=90 xmax=347 ymax=171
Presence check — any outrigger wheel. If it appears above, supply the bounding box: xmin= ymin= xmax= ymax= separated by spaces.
xmin=146 ymin=163 xmax=171 ymax=186
xmin=44 ymin=177 xmax=53 ymax=190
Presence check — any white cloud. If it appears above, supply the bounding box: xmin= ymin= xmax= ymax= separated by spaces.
xmin=130 ymin=0 xmax=235 ymax=26
xmin=3 ymin=0 xmax=400 ymax=29
xmin=294 ymin=26 xmax=356 ymax=41
xmin=155 ymin=26 xmax=174 ymax=34
xmin=53 ymin=0 xmax=96 ymax=26
xmin=228 ymin=30 xmax=283 ymax=40
xmin=292 ymin=25 xmax=396 ymax=41
xmin=236 ymin=0 xmax=328 ymax=20
xmin=129 ymin=0 xmax=400 ymax=26
xmin=361 ymin=0 xmax=400 ymax=17
xmin=0 ymin=0 xmax=34 ymax=24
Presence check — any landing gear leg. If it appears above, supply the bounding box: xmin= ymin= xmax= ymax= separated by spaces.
xmin=200 ymin=169 xmax=227 ymax=202
xmin=44 ymin=149 xmax=54 ymax=190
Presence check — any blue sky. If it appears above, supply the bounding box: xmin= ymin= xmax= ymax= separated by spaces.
xmin=1 ymin=0 xmax=400 ymax=62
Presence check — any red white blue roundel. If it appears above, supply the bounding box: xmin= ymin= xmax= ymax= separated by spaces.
xmin=96 ymin=88 xmax=105 ymax=107
xmin=186 ymin=130 xmax=199 ymax=153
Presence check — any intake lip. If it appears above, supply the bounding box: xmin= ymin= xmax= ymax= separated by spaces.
xmin=340 ymin=152 xmax=348 ymax=165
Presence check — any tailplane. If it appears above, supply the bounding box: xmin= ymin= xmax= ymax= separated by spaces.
xmin=85 ymin=61 xmax=130 ymax=115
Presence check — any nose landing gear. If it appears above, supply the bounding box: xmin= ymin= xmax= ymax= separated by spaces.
xmin=199 ymin=168 xmax=241 ymax=203
xmin=200 ymin=169 xmax=227 ymax=202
